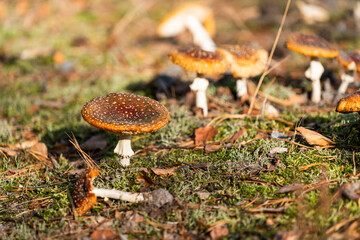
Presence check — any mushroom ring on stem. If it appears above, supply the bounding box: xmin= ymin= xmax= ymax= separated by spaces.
xmin=81 ymin=93 xmax=170 ymax=166
xmin=169 ymin=47 xmax=228 ymax=116
xmin=286 ymin=33 xmax=338 ymax=103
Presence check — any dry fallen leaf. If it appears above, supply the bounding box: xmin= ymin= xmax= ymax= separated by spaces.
xmin=195 ymin=126 xmax=219 ymax=144
xmin=90 ymin=228 xmax=118 ymax=240
xmin=227 ymin=128 xmax=246 ymax=144
xmin=14 ymin=139 xmax=38 ymax=149
xmin=204 ymin=143 xmax=223 ymax=153
xmin=137 ymin=167 xmax=177 ymax=176
xmin=296 ymin=127 xmax=335 ymax=147
xmin=80 ymin=135 xmax=107 ymax=151
xmin=49 ymin=142 xmax=69 ymax=154
xmin=28 ymin=142 xmax=48 ymax=160
xmin=210 ymin=223 xmax=229 ymax=240
xmin=136 ymin=170 xmax=154 ymax=187
xmin=0 ymin=147 xmax=19 ymax=156
xmin=276 ymin=183 xmax=304 ymax=194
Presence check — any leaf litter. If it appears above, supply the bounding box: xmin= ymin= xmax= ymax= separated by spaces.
xmin=1 ymin=0 xmax=360 ymax=239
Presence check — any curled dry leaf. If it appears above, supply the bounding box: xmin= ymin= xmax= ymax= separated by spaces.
xmin=276 ymin=183 xmax=304 ymax=194
xmin=28 ymin=142 xmax=48 ymax=161
xmin=227 ymin=128 xmax=246 ymax=144
xmin=340 ymin=182 xmax=360 ymax=203
xmin=137 ymin=167 xmax=177 ymax=176
xmin=136 ymin=171 xmax=154 ymax=187
xmin=14 ymin=139 xmax=38 ymax=149
xmin=210 ymin=223 xmax=229 ymax=240
xmin=195 ymin=126 xmax=219 ymax=144
xmin=0 ymin=147 xmax=18 ymax=156
xmin=296 ymin=127 xmax=335 ymax=147
xmin=90 ymin=228 xmax=118 ymax=240
xmin=80 ymin=135 xmax=107 ymax=151
xmin=204 ymin=143 xmax=223 ymax=153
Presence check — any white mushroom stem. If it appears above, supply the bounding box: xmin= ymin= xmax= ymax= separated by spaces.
xmin=305 ymin=60 xmax=324 ymax=103
xmin=236 ymin=78 xmax=248 ymax=98
xmin=92 ymin=188 xmax=145 ymax=203
xmin=190 ymin=77 xmax=209 ymax=116
xmin=113 ymin=135 xmax=134 ymax=167
xmin=338 ymin=62 xmax=356 ymax=95
xmin=185 ymin=15 xmax=216 ymax=52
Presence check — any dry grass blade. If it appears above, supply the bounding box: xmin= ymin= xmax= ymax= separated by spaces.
xmin=206 ymin=114 xmax=247 ymax=127
xmin=299 ymin=163 xmax=327 ymax=171
xmin=68 ymin=133 xmax=99 ymax=170
xmin=247 ymin=0 xmax=292 ymax=115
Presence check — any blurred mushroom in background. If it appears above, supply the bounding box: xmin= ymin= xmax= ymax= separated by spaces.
xmin=157 ymin=2 xmax=216 ymax=52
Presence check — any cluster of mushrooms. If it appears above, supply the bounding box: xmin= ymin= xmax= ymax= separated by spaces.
xmin=157 ymin=2 xmax=360 ymax=115
xmin=72 ymin=2 xmax=360 ymax=215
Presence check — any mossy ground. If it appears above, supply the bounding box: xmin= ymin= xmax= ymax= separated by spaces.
xmin=1 ymin=0 xmax=360 ymax=239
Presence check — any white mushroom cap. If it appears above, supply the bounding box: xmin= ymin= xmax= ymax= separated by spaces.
xmin=157 ymin=2 xmax=215 ymax=38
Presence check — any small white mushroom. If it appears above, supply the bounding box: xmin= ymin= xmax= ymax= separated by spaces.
xmin=304 ymin=60 xmax=324 ymax=103
xmin=169 ymin=48 xmax=228 ymax=117
xmin=190 ymin=77 xmax=209 ymax=116
xmin=286 ymin=33 xmax=338 ymax=103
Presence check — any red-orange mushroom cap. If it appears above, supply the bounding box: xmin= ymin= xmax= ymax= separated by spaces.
xmin=169 ymin=47 xmax=228 ymax=75
xmin=73 ymin=168 xmax=99 ymax=215
xmin=81 ymin=93 xmax=170 ymax=135
xmin=216 ymin=45 xmax=268 ymax=78
xmin=286 ymin=33 xmax=338 ymax=58
xmin=337 ymin=50 xmax=360 ymax=72
xmin=336 ymin=92 xmax=360 ymax=114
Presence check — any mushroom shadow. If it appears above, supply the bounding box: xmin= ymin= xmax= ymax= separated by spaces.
xmin=125 ymin=65 xmax=190 ymax=100
xmin=41 ymin=124 xmax=119 ymax=162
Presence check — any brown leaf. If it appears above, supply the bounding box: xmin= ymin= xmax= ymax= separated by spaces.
xmin=80 ymin=135 xmax=107 ymax=151
xmin=136 ymin=171 xmax=154 ymax=187
xmin=296 ymin=127 xmax=335 ymax=147
xmin=22 ymin=131 xmax=38 ymax=140
xmin=254 ymin=132 xmax=269 ymax=140
xmin=227 ymin=129 xmax=246 ymax=143
xmin=204 ymin=143 xmax=223 ymax=153
xmin=90 ymin=228 xmax=119 ymax=240
xmin=276 ymin=183 xmax=304 ymax=194
xmin=195 ymin=126 xmax=218 ymax=144
xmin=29 ymin=142 xmax=48 ymax=159
xmin=210 ymin=224 xmax=229 ymax=240
xmin=0 ymin=147 xmax=19 ymax=156
xmin=137 ymin=167 xmax=177 ymax=176
xmin=14 ymin=139 xmax=38 ymax=149
xmin=49 ymin=143 xmax=69 ymax=154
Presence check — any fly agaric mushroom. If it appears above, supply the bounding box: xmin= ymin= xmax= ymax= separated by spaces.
xmin=81 ymin=93 xmax=170 ymax=166
xmin=336 ymin=91 xmax=360 ymax=114
xmin=286 ymin=33 xmax=338 ymax=103
xmin=157 ymin=2 xmax=216 ymax=52
xmin=73 ymin=168 xmax=99 ymax=215
xmin=73 ymin=168 xmax=173 ymax=215
xmin=169 ymin=47 xmax=228 ymax=116
xmin=217 ymin=45 xmax=268 ymax=99
xmin=336 ymin=50 xmax=360 ymax=95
